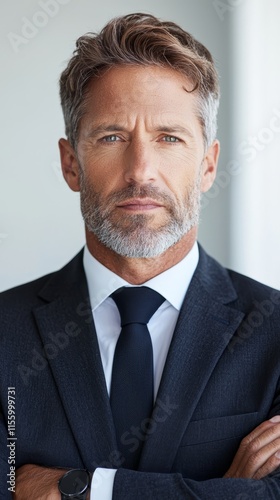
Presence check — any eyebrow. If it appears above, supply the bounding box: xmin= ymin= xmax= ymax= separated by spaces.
xmin=86 ymin=125 xmax=126 ymax=138
xmin=86 ymin=124 xmax=194 ymax=139
xmin=155 ymin=126 xmax=194 ymax=139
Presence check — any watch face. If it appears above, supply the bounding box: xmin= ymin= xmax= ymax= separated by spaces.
xmin=59 ymin=469 xmax=89 ymax=496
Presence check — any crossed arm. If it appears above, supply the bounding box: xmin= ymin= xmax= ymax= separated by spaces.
xmin=13 ymin=416 xmax=280 ymax=500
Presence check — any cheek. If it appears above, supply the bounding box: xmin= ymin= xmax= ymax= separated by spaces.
xmin=78 ymin=146 xmax=124 ymax=192
xmin=84 ymin=169 xmax=119 ymax=195
xmin=159 ymin=147 xmax=200 ymax=177
xmin=78 ymin=139 xmax=119 ymax=166
xmin=160 ymin=152 xmax=200 ymax=196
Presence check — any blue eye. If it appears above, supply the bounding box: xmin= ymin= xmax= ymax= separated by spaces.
xmin=103 ymin=135 xmax=119 ymax=142
xmin=163 ymin=136 xmax=180 ymax=143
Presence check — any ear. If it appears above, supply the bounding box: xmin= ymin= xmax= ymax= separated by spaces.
xmin=58 ymin=138 xmax=80 ymax=192
xmin=200 ymin=139 xmax=220 ymax=193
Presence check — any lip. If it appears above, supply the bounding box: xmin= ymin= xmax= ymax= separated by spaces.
xmin=116 ymin=198 xmax=163 ymax=211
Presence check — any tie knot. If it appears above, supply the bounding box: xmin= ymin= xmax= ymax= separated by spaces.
xmin=111 ymin=286 xmax=165 ymax=326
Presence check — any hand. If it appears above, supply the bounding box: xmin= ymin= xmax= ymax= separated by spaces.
xmin=224 ymin=415 xmax=280 ymax=479
xmin=14 ymin=464 xmax=67 ymax=500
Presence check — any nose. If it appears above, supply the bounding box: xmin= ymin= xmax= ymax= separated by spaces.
xmin=123 ymin=140 xmax=158 ymax=185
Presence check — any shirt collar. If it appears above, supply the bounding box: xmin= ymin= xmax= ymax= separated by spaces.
xmin=83 ymin=242 xmax=199 ymax=311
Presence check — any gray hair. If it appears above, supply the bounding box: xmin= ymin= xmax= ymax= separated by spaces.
xmin=59 ymin=13 xmax=220 ymax=150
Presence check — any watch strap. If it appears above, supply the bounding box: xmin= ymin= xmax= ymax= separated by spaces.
xmin=61 ymin=495 xmax=87 ymax=500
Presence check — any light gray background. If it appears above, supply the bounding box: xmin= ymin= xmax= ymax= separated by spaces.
xmin=1 ymin=0 xmax=279 ymax=291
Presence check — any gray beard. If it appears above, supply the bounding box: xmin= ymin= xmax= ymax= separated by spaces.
xmin=79 ymin=172 xmax=201 ymax=258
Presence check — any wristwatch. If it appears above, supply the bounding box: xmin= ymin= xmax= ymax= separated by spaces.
xmin=58 ymin=469 xmax=91 ymax=499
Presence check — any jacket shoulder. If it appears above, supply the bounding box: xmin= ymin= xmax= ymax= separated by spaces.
xmin=197 ymin=245 xmax=280 ymax=309
xmin=227 ymin=267 xmax=280 ymax=305
xmin=0 ymin=249 xmax=84 ymax=309
xmin=0 ymin=272 xmax=56 ymax=310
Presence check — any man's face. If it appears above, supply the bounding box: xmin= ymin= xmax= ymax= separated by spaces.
xmin=61 ymin=65 xmax=219 ymax=258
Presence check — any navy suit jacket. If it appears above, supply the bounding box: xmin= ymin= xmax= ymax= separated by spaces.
xmin=1 ymin=245 xmax=280 ymax=499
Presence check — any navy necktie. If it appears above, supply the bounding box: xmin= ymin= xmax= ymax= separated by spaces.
xmin=110 ymin=286 xmax=165 ymax=469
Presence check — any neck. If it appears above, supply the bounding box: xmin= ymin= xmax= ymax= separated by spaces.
xmin=85 ymin=227 xmax=197 ymax=284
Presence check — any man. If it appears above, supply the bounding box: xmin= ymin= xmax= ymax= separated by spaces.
xmin=1 ymin=12 xmax=280 ymax=499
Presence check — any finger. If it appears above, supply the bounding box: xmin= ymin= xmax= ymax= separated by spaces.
xmin=241 ymin=416 xmax=280 ymax=448
xmin=225 ymin=417 xmax=280 ymax=478
xmin=237 ymin=422 xmax=280 ymax=474
xmin=242 ymin=437 xmax=280 ymax=478
xmin=230 ymin=420 xmax=279 ymax=470
xmin=226 ymin=437 xmax=280 ymax=478
xmin=253 ymin=450 xmax=280 ymax=480
xmin=225 ymin=424 xmax=277 ymax=476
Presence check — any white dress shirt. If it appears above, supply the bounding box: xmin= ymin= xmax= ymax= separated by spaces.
xmin=83 ymin=243 xmax=199 ymax=500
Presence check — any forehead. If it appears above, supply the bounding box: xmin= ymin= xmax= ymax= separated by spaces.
xmin=82 ymin=65 xmax=199 ymax=124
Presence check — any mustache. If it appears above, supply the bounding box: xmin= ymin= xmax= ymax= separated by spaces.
xmin=104 ymin=185 xmax=175 ymax=207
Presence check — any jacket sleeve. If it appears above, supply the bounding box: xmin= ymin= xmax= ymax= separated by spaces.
xmin=113 ymin=468 xmax=280 ymax=499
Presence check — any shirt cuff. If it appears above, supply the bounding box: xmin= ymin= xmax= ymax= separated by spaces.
xmin=90 ymin=468 xmax=117 ymax=500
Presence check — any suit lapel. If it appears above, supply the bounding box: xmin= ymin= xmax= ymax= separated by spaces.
xmin=32 ymin=252 xmax=117 ymax=469
xmin=139 ymin=247 xmax=245 ymax=473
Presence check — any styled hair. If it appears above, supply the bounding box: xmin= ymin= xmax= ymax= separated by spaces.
xmin=59 ymin=13 xmax=220 ymax=149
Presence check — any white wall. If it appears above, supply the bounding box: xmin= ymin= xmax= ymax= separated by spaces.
xmin=230 ymin=0 xmax=280 ymax=288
